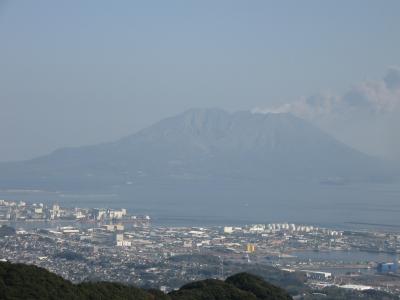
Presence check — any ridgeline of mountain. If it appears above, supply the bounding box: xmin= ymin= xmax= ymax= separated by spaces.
xmin=0 ymin=262 xmax=292 ymax=300
xmin=0 ymin=262 xmax=397 ymax=300
xmin=0 ymin=108 xmax=390 ymax=191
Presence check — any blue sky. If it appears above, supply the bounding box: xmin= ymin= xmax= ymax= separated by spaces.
xmin=0 ymin=0 xmax=400 ymax=161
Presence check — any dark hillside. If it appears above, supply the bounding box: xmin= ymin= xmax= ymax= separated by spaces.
xmin=0 ymin=262 xmax=291 ymax=300
xmin=0 ymin=261 xmax=396 ymax=300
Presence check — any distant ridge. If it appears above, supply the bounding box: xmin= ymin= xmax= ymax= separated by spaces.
xmin=0 ymin=108 xmax=391 ymax=192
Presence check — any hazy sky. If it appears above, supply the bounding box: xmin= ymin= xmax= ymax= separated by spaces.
xmin=1 ymin=1 xmax=400 ymax=161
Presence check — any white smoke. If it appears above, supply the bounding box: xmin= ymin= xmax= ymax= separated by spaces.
xmin=254 ymin=67 xmax=400 ymax=160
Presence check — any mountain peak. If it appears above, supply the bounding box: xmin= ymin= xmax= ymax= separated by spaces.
xmin=182 ymin=107 xmax=229 ymax=116
xmin=0 ymin=108 xmax=386 ymax=191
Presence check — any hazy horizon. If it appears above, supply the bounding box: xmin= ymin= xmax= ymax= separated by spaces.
xmin=2 ymin=3 xmax=400 ymax=296
xmin=0 ymin=106 xmax=398 ymax=163
xmin=1 ymin=1 xmax=400 ymax=162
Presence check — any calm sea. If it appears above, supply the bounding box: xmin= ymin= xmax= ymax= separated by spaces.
xmin=0 ymin=180 xmax=399 ymax=231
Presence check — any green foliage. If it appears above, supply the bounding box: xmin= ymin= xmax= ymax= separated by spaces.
xmin=224 ymin=262 xmax=307 ymax=295
xmin=0 ymin=262 xmax=80 ymax=300
xmin=77 ymin=282 xmax=153 ymax=300
xmin=226 ymin=273 xmax=292 ymax=300
xmin=169 ymin=278 xmax=258 ymax=300
xmin=2 ymin=261 xmax=396 ymax=300
xmin=0 ymin=262 xmax=294 ymax=300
